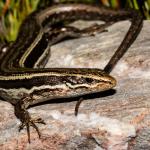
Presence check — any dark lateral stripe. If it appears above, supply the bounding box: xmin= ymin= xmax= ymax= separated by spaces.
xmin=0 ymin=75 xmax=101 ymax=89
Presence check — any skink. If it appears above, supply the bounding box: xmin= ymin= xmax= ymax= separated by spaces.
xmin=0 ymin=4 xmax=143 ymax=142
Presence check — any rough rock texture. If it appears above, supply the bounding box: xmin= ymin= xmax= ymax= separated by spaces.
xmin=0 ymin=20 xmax=150 ymax=149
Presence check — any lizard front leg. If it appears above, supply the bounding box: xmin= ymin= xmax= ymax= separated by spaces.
xmin=14 ymin=96 xmax=46 ymax=143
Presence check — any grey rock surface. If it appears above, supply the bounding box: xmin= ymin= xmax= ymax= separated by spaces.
xmin=0 ymin=20 xmax=150 ymax=149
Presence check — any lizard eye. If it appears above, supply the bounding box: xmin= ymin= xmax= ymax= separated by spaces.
xmin=85 ymin=78 xmax=94 ymax=83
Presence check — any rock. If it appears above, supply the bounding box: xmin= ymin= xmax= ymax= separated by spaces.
xmin=0 ymin=20 xmax=149 ymax=149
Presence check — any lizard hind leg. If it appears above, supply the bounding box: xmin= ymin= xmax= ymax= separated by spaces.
xmin=14 ymin=96 xmax=46 ymax=143
xmin=78 ymin=21 xmax=114 ymax=37
xmin=61 ymin=21 xmax=114 ymax=38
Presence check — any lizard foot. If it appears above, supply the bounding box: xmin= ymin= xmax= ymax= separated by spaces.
xmin=14 ymin=99 xmax=46 ymax=143
xmin=18 ymin=111 xmax=46 ymax=143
